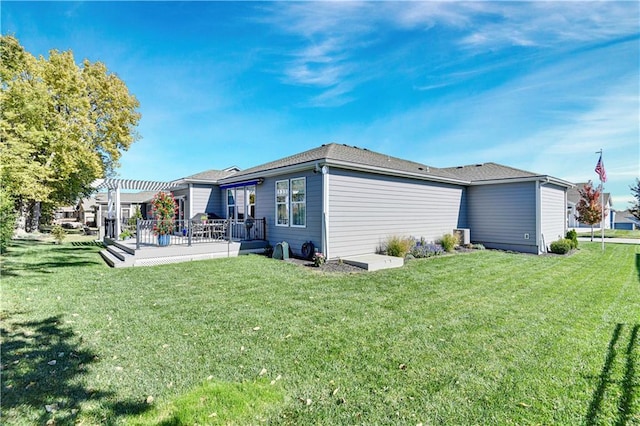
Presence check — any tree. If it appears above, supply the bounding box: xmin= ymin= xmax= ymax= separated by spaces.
xmin=630 ymin=178 xmax=640 ymax=221
xmin=0 ymin=187 xmax=17 ymax=253
xmin=0 ymin=35 xmax=141 ymax=231
xmin=575 ymin=181 xmax=607 ymax=241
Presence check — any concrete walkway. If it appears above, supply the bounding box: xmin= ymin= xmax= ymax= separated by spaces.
xmin=577 ymin=237 xmax=640 ymax=245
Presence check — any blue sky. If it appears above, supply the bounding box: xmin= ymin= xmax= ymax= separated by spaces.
xmin=3 ymin=1 xmax=639 ymax=209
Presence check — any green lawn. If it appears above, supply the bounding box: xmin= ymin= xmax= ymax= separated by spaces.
xmin=576 ymin=229 xmax=640 ymax=239
xmin=1 ymin=240 xmax=639 ymax=425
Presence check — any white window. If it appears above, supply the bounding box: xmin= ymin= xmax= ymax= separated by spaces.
xmin=276 ymin=180 xmax=289 ymax=226
xmin=247 ymin=185 xmax=256 ymax=218
xmin=227 ymin=189 xmax=235 ymax=220
xmin=291 ymin=177 xmax=306 ymax=227
xmin=275 ymin=178 xmax=306 ymax=228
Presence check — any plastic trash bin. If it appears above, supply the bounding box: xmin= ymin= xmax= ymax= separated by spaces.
xmin=273 ymin=241 xmax=289 ymax=260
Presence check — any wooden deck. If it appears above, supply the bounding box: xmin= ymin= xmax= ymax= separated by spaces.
xmin=100 ymin=237 xmax=268 ymax=268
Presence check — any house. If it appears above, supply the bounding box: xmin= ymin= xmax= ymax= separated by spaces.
xmin=93 ymin=191 xmax=157 ymax=228
xmin=98 ymin=143 xmax=571 ymax=257
xmin=566 ymin=182 xmax=612 ymax=229
xmin=96 ymin=144 xmax=572 ymax=257
xmin=612 ymin=210 xmax=640 ymax=230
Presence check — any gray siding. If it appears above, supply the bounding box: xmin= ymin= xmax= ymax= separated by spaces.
xmin=327 ymin=169 xmax=466 ymax=259
xmin=254 ymin=171 xmax=323 ymax=258
xmin=467 ymin=182 xmax=538 ymax=253
xmin=191 ymin=184 xmax=222 ymax=217
xmin=540 ymin=183 xmax=566 ymax=248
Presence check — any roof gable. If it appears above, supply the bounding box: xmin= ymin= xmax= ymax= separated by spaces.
xmin=182 ymin=167 xmax=239 ymax=182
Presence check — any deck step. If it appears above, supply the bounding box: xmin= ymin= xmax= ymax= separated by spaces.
xmin=106 ymin=244 xmax=129 ymax=262
xmin=100 ymin=249 xmax=128 ymax=268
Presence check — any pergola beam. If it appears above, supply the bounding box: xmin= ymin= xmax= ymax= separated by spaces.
xmin=91 ymin=178 xmax=184 ymax=239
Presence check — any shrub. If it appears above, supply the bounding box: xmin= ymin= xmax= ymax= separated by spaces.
xmin=51 ymin=224 xmax=66 ymax=244
xmin=119 ymin=229 xmax=133 ymax=239
xmin=565 ymin=229 xmax=578 ymax=249
xmin=312 ymin=252 xmax=326 ymax=267
xmin=410 ymin=239 xmax=444 ymax=258
xmin=549 ymin=238 xmax=572 ymax=255
xmin=128 ymin=206 xmax=143 ymax=227
xmin=384 ymin=235 xmax=414 ymax=258
xmin=0 ymin=189 xmax=16 ymax=253
xmin=440 ymin=233 xmax=459 ymax=253
xmin=472 ymin=243 xmax=486 ymax=250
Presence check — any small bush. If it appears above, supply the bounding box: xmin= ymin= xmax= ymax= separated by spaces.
xmin=410 ymin=239 xmax=444 ymax=258
xmin=51 ymin=224 xmax=67 ymax=244
xmin=549 ymin=238 xmax=572 ymax=255
xmin=440 ymin=233 xmax=459 ymax=253
xmin=472 ymin=243 xmax=485 ymax=250
xmin=120 ymin=229 xmax=133 ymax=239
xmin=384 ymin=235 xmax=414 ymax=258
xmin=312 ymin=252 xmax=326 ymax=267
xmin=565 ymin=230 xmax=578 ymax=249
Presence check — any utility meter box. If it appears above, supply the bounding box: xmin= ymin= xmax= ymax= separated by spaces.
xmin=453 ymin=228 xmax=471 ymax=245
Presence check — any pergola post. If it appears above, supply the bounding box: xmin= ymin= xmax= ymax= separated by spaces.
xmin=115 ymin=182 xmax=121 ymax=239
xmin=91 ymin=178 xmax=182 ymax=241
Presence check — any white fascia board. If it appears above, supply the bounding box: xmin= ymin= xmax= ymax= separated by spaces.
xmin=219 ymin=162 xmax=321 ymax=184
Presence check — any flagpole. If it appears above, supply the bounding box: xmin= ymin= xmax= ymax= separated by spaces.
xmin=596 ymin=149 xmax=605 ymax=251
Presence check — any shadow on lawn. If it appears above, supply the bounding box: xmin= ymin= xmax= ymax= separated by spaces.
xmin=1 ymin=315 xmax=150 ymax=423
xmin=1 ymin=241 xmax=102 ymax=277
xmin=585 ymin=323 xmax=639 ymax=426
xmin=636 ymin=254 xmax=640 ymax=282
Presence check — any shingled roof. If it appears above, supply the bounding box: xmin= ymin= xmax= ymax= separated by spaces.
xmin=182 ymin=167 xmax=239 ymax=182
xmin=441 ymin=162 xmax=540 ymax=181
xmin=567 ymin=182 xmax=611 ymax=206
xmin=225 ymin=143 xmax=464 ymax=183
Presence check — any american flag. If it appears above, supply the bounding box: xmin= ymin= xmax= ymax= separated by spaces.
xmin=595 ymin=155 xmax=607 ymax=182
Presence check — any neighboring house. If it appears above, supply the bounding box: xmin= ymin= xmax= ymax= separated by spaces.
xmin=612 ymin=210 xmax=640 ymax=230
xmin=93 ymin=191 xmax=158 ymax=226
xmin=566 ymin=183 xmax=612 ymax=229
xmin=97 ymin=143 xmax=572 ymax=257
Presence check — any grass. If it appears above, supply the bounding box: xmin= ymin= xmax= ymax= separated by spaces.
xmin=576 ymin=229 xmax=640 ymax=239
xmin=1 ymin=240 xmax=639 ymax=425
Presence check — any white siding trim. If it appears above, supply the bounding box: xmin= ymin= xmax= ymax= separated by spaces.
xmin=322 ymin=166 xmax=329 ymax=258
xmin=536 ymin=180 xmax=542 ymax=253
xmin=188 ymin=184 xmax=193 ymax=219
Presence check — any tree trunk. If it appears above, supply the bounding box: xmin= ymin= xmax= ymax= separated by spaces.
xmin=31 ymin=201 xmax=41 ymax=232
xmin=590 ymin=225 xmax=594 ymax=242
xmin=16 ymin=201 xmax=28 ymax=232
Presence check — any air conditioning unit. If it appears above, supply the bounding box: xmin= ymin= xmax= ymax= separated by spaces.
xmin=453 ymin=228 xmax=470 ymax=245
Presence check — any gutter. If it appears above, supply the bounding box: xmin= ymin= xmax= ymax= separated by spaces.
xmin=469 ymin=175 xmax=574 ymax=188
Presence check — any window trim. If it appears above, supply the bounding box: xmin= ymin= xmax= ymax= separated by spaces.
xmin=275 ymin=177 xmax=306 ymax=228
xmin=275 ymin=179 xmax=289 ymax=227
xmin=290 ymin=177 xmax=306 ymax=228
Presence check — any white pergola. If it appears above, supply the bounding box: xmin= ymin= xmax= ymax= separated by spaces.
xmin=91 ymin=178 xmax=184 ymax=238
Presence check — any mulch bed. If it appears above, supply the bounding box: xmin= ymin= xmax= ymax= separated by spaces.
xmin=284 ymin=257 xmax=366 ymax=273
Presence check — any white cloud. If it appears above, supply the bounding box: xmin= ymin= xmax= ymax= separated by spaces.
xmin=260 ymin=1 xmax=639 ymax=105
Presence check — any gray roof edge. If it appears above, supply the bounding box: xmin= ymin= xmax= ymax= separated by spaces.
xmin=470 ymin=175 xmax=574 ymax=188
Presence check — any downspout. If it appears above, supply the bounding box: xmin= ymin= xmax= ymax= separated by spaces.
xmin=321 ymin=165 xmax=329 ymax=259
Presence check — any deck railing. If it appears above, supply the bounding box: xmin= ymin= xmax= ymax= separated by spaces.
xmin=127 ymin=218 xmax=266 ymax=249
